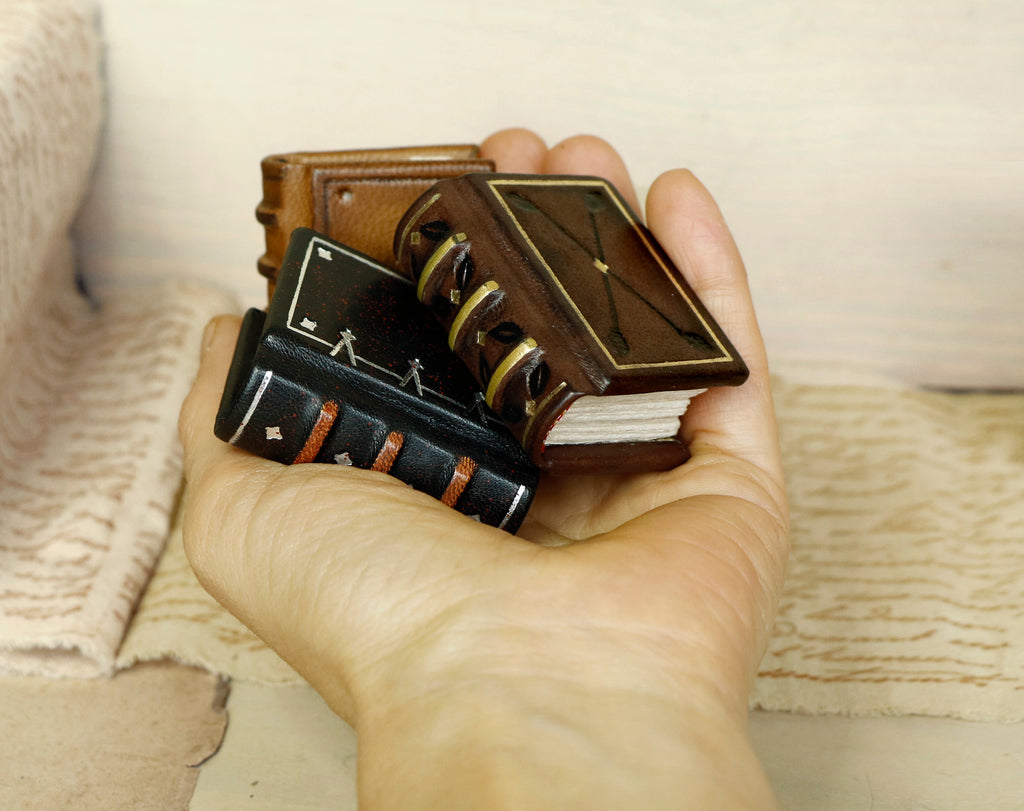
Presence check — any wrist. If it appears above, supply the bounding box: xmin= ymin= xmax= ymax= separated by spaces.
xmin=357 ymin=669 xmax=775 ymax=810
xmin=352 ymin=623 xmax=775 ymax=810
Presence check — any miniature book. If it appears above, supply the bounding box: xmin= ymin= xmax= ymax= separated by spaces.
xmin=394 ymin=173 xmax=749 ymax=473
xmin=256 ymin=145 xmax=494 ymax=297
xmin=216 ymin=228 xmax=538 ymax=532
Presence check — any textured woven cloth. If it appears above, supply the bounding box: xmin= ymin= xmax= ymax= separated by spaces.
xmin=120 ymin=380 xmax=1024 ymax=721
xmin=0 ymin=0 xmax=100 ymax=374
xmin=752 ymin=381 xmax=1024 ymax=720
xmin=0 ymin=0 xmax=237 ymax=677
xmin=118 ymin=509 xmax=301 ymax=684
xmin=0 ymin=280 xmax=235 ymax=677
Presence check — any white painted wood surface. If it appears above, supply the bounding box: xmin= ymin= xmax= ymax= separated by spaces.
xmin=190 ymin=683 xmax=1024 ymax=811
xmin=76 ymin=0 xmax=1024 ymax=389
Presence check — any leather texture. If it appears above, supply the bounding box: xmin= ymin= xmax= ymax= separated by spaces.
xmin=216 ymin=228 xmax=537 ymax=532
xmin=394 ymin=173 xmax=749 ymax=473
xmin=256 ymin=145 xmax=494 ymax=299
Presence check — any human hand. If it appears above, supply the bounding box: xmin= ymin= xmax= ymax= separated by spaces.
xmin=178 ymin=129 xmax=788 ymax=809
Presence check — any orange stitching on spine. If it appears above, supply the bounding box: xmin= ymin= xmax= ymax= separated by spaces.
xmin=441 ymin=457 xmax=478 ymax=507
xmin=371 ymin=431 xmax=405 ymax=473
xmin=293 ymin=401 xmax=339 ymax=464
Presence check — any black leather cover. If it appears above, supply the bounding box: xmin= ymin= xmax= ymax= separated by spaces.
xmin=215 ymin=228 xmax=538 ymax=532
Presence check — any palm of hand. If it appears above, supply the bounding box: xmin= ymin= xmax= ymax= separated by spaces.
xmin=179 ymin=129 xmax=788 ymax=724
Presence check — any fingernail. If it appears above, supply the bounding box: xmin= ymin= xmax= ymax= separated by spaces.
xmin=201 ymin=317 xmax=220 ymax=357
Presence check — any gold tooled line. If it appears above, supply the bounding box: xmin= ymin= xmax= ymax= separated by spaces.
xmin=485 ymin=338 xmax=537 ymax=407
xmin=448 ymin=281 xmax=499 ymax=349
xmin=396 ymin=192 xmax=441 ymax=264
xmin=524 ymin=381 xmax=567 ymax=438
xmin=417 ymin=233 xmax=466 ymax=301
xmin=484 ymin=177 xmax=733 ymax=368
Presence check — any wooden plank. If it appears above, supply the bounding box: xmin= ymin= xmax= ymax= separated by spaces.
xmin=75 ymin=0 xmax=1024 ymax=387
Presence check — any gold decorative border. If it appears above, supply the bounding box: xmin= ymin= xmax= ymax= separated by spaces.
xmin=395 ymin=192 xmax=441 ymax=264
xmin=524 ymin=380 xmax=567 ymax=438
xmin=485 ymin=338 xmax=538 ymax=407
xmin=448 ymin=281 xmax=499 ymax=349
xmin=485 ymin=177 xmax=733 ymax=370
xmin=417 ymin=232 xmax=466 ymax=301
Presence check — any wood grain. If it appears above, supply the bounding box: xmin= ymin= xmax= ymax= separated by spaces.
xmin=76 ymin=0 xmax=1024 ymax=388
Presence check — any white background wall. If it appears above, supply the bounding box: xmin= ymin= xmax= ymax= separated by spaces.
xmin=76 ymin=1 xmax=1024 ymax=388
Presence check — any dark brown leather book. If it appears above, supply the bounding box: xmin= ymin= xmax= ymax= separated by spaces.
xmin=393 ymin=173 xmax=749 ymax=474
xmin=216 ymin=228 xmax=537 ymax=532
xmin=256 ymin=145 xmax=494 ymax=298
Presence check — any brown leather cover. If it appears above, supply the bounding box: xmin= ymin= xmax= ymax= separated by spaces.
xmin=394 ymin=173 xmax=749 ymax=474
xmin=256 ymin=145 xmax=494 ymax=298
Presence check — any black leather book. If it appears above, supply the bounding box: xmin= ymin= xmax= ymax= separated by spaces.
xmin=215 ymin=228 xmax=538 ymax=532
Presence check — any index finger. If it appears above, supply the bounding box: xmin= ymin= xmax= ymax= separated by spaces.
xmin=178 ymin=314 xmax=275 ymax=488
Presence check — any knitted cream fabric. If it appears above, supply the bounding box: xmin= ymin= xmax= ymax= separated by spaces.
xmin=121 ymin=379 xmax=1024 ymax=720
xmin=0 ymin=1 xmax=236 ymax=677
xmin=0 ymin=1 xmax=99 ymax=373
xmin=117 ymin=506 xmax=302 ymax=684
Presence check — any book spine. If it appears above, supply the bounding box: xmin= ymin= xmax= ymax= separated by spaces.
xmin=394 ymin=183 xmax=586 ymax=464
xmin=255 ymin=156 xmax=285 ymax=283
xmin=255 ymin=156 xmax=314 ymax=296
xmin=258 ymin=148 xmax=489 ymax=290
xmin=215 ymin=309 xmax=534 ymax=532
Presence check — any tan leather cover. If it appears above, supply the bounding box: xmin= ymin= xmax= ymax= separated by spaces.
xmin=256 ymin=145 xmax=494 ymax=298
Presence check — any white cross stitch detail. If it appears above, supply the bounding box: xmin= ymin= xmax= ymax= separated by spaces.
xmin=330 ymin=329 xmax=358 ymax=365
xmin=400 ymin=359 xmax=424 ymax=396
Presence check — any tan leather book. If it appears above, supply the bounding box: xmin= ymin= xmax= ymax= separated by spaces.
xmin=393 ymin=173 xmax=749 ymax=474
xmin=256 ymin=145 xmax=494 ymax=298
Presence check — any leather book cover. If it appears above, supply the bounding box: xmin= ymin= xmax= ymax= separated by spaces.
xmin=393 ymin=173 xmax=749 ymax=473
xmin=216 ymin=228 xmax=537 ymax=532
xmin=256 ymin=145 xmax=495 ymax=298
